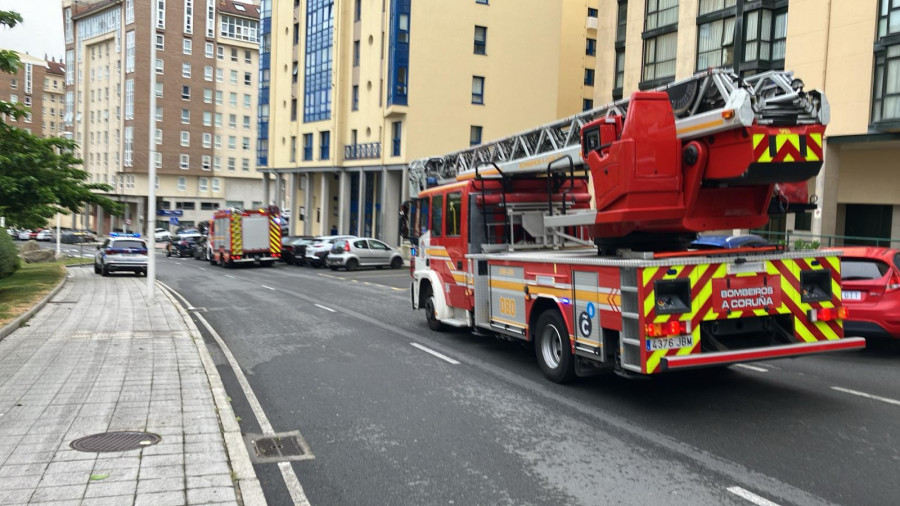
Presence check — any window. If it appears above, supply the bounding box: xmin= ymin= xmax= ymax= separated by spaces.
xmin=125 ymin=79 xmax=134 ymax=119
xmin=320 ymin=131 xmax=330 ymax=160
xmin=156 ymin=34 xmax=165 ymax=50
xmin=245 ymin=50 xmax=252 ymax=64
xmin=227 ymin=157 xmax=236 ymax=171
xmin=183 ymin=38 xmax=192 ymax=55
xmin=203 ymin=133 xmax=212 ymax=148
xmin=230 ymin=70 xmax=238 ymax=84
xmin=220 ymin=14 xmax=259 ymax=42
xmin=204 ymin=89 xmax=212 ymax=103
xmin=182 ymin=63 xmax=192 ymax=78
xmin=642 ymin=32 xmax=678 ymax=83
xmin=470 ymin=125 xmax=482 ymax=146
xmin=229 ymin=114 xmax=237 ymax=128
xmin=214 ymin=157 xmax=222 ymax=171
xmin=184 ymin=0 xmax=193 ymax=34
xmin=227 ymin=92 xmax=236 ymax=107
xmin=472 ymin=76 xmax=485 ymax=104
xmin=124 ymin=126 xmax=133 ymax=166
xmin=199 ymin=178 xmax=208 ymax=191
xmin=182 ymin=85 xmax=191 ymax=100
xmin=646 ymin=0 xmax=678 ymax=31
xmin=215 ymin=90 xmax=223 ymax=105
xmin=243 ymin=94 xmax=251 ymax=108
xmin=214 ymin=134 xmax=222 ymax=148
xmin=155 ymin=83 xmax=163 ymax=97
xmin=446 ymin=192 xmax=462 ymax=237
xmin=216 ymin=68 xmax=224 ymax=82
xmin=177 ymin=177 xmax=187 ymax=191
xmin=431 ymin=194 xmax=443 ymax=237
xmin=126 ymin=31 xmax=135 ymax=72
xmin=242 ymin=137 xmax=250 ymax=150
xmin=215 ymin=113 xmax=222 ymax=127
xmin=474 ymin=26 xmax=487 ymax=55
xmin=588 ymin=7 xmax=598 ymax=17
xmin=614 ymin=49 xmax=625 ymax=99
xmin=391 ymin=121 xmax=402 ymax=156
xmin=873 ymin=45 xmax=900 ymax=124
xmin=353 ymin=40 xmax=360 ymax=66
xmin=743 ymin=9 xmax=787 ymax=68
xmin=586 ymin=38 xmax=596 ymax=56
xmin=242 ymin=158 xmax=250 ymax=171
xmin=476 ymin=0 xmax=488 ymax=3
xmin=244 ymin=72 xmax=252 ymax=85
xmin=155 ymin=58 xmax=164 ymax=74
xmin=204 ymin=66 xmax=213 ymax=81
xmin=180 ymin=154 xmax=190 ymax=169
xmin=354 ymin=0 xmax=361 ymax=21
xmin=205 ymin=42 xmax=214 ymax=58
xmin=697 ymin=16 xmax=735 ymax=71
xmin=212 ymin=178 xmax=220 ymax=192
xmin=155 ymin=152 xmax=162 ymax=168
xmin=201 ymin=156 xmax=211 ymax=171
xmin=243 ymin=115 xmax=250 ymax=129
xmin=217 ymin=46 xmax=224 ymax=59
xmin=584 ymin=68 xmax=595 ymax=86
xmin=304 ymin=0 xmax=334 ymax=122
xmin=303 ymin=133 xmax=313 ymax=160
xmin=156 ymin=129 xmax=163 ymax=144
xmin=231 ymin=48 xmax=238 ymax=62
xmin=398 ymin=13 xmax=409 ymax=43
xmin=181 ymin=131 xmax=190 ymax=146
xmin=228 ymin=136 xmax=236 ymax=149
xmin=181 ymin=109 xmax=190 ymax=124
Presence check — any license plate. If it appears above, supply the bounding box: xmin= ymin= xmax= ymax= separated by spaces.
xmin=842 ymin=290 xmax=862 ymax=301
xmin=646 ymin=335 xmax=694 ymax=352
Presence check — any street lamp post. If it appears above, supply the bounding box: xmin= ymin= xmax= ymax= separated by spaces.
xmin=146 ymin=2 xmax=158 ymax=301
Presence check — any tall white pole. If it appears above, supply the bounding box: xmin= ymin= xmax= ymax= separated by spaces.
xmin=146 ymin=2 xmax=158 ymax=301
xmin=55 ymin=214 xmax=61 ymax=255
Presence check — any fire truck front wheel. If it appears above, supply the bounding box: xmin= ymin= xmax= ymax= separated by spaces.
xmin=421 ymin=285 xmax=446 ymax=332
xmin=534 ymin=310 xmax=576 ymax=383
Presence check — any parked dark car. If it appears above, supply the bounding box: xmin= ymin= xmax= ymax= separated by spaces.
xmin=191 ymin=236 xmax=209 ymax=260
xmin=166 ymin=234 xmax=203 ymax=257
xmin=282 ymin=236 xmax=315 ymax=265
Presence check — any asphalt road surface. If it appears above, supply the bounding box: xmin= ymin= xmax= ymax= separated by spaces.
xmin=108 ymin=252 xmax=900 ymax=505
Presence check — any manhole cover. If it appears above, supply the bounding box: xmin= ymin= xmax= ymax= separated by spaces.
xmin=244 ymin=431 xmax=314 ymax=463
xmin=70 ymin=431 xmax=161 ymax=452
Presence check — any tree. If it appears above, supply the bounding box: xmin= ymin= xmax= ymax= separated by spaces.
xmin=0 ymin=10 xmax=123 ymax=230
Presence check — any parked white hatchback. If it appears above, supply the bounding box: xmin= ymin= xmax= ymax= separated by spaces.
xmin=36 ymin=229 xmax=53 ymax=241
xmin=327 ymin=238 xmax=403 ymax=271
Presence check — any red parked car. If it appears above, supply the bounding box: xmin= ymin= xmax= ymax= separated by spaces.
xmin=840 ymin=246 xmax=900 ymax=343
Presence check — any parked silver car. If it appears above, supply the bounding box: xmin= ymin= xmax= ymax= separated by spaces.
xmin=327 ymin=238 xmax=403 ymax=271
xmin=304 ymin=235 xmax=357 ymax=267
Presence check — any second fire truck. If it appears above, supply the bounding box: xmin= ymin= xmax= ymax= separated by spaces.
xmin=209 ymin=207 xmax=282 ymax=267
xmin=406 ymin=69 xmax=865 ymax=382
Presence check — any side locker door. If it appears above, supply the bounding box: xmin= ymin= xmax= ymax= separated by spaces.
xmin=573 ymin=271 xmax=604 ymax=359
xmin=489 ymin=264 xmax=527 ymax=334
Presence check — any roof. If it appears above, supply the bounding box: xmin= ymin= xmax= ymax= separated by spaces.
xmin=218 ymin=0 xmax=260 ymax=19
xmin=46 ymin=60 xmax=65 ymax=76
xmin=71 ymin=0 xmax=119 ymax=20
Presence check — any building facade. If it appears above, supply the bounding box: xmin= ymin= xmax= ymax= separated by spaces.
xmin=0 ymin=52 xmax=66 ymax=139
xmin=61 ymin=0 xmax=262 ymax=235
xmin=258 ymin=0 xmax=599 ymax=245
xmin=594 ymin=0 xmax=900 ymax=245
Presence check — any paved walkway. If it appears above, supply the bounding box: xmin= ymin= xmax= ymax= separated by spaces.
xmin=0 ymin=267 xmax=260 ymax=505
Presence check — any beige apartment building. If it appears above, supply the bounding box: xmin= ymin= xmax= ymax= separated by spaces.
xmin=62 ymin=0 xmax=262 ymax=235
xmin=593 ymin=0 xmax=900 ymax=245
xmin=0 ymin=52 xmax=65 ymax=138
xmin=259 ymin=0 xmax=600 ymax=244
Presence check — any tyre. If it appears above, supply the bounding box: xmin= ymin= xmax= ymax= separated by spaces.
xmin=422 ymin=285 xmax=446 ymax=332
xmin=534 ymin=310 xmax=576 ymax=383
xmin=346 ymin=258 xmax=359 ymax=271
xmin=94 ymin=263 xmax=101 ymax=274
xmin=101 ymin=264 xmax=109 ymax=277
xmin=329 ymin=266 xmax=339 ymax=271
xmin=390 ymin=257 xmax=402 ymax=269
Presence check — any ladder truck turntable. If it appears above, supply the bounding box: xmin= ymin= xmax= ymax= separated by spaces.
xmin=405 ymin=69 xmax=865 ymax=382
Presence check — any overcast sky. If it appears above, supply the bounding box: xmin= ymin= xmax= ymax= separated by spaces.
xmin=0 ymin=0 xmax=65 ymax=61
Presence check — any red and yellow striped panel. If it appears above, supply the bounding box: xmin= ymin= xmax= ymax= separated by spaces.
xmin=269 ymin=216 xmax=282 ymax=255
xmin=640 ymin=255 xmax=843 ymax=374
xmin=752 ymin=131 xmax=823 ymax=163
xmin=231 ymin=214 xmax=242 ymax=256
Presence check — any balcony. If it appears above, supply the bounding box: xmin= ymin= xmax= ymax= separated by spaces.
xmin=586 ymin=17 xmax=598 ymax=30
xmin=344 ymin=142 xmax=381 ymax=160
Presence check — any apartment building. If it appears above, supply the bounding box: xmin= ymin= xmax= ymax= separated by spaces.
xmin=258 ymin=0 xmax=598 ymax=244
xmin=61 ymin=0 xmax=261 ymax=235
xmin=0 ymin=52 xmax=65 ymax=138
xmin=594 ymin=0 xmax=900 ymax=245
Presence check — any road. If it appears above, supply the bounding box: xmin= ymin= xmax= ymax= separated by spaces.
xmin=80 ymin=248 xmax=900 ymax=505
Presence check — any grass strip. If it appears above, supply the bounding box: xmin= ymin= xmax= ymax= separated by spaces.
xmin=0 ymin=262 xmax=66 ymax=327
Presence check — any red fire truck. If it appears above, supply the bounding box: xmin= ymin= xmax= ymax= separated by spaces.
xmin=209 ymin=207 xmax=282 ymax=267
xmin=406 ymin=69 xmax=865 ymax=382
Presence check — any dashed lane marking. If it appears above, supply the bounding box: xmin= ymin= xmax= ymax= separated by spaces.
xmin=224 ymin=274 xmax=235 ymax=279
xmin=733 ymin=364 xmax=769 ymax=373
xmin=314 ymin=304 xmax=336 ymax=313
xmin=727 ymin=486 xmax=780 ymax=506
xmin=831 ymin=386 xmax=900 ymax=407
xmin=410 ymin=343 xmax=460 ymax=365
xmin=260 ymin=285 xmax=276 ymax=291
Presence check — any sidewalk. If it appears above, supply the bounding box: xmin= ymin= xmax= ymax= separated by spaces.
xmin=0 ymin=267 xmax=261 ymax=505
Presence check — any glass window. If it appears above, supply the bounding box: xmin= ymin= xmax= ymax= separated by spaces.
xmin=645 ymin=0 xmax=679 ymax=31
xmin=583 ymin=99 xmax=594 ymax=111
xmin=304 ymin=0 xmax=334 ymax=122
xmin=446 ymin=192 xmax=462 ymax=237
xmin=431 ymin=194 xmax=443 ymax=238
xmin=584 ymin=68 xmax=595 ymax=86
xmin=470 ymin=125 xmax=482 ymax=146
xmin=474 ymin=26 xmax=487 ymax=55
xmin=872 ymin=45 xmax=900 ymax=123
xmin=586 ymin=38 xmax=596 ymax=56
xmin=697 ymin=16 xmax=735 ymax=71
xmin=472 ymin=76 xmax=485 ymax=104
xmin=877 ymin=0 xmax=900 ymax=38
xmin=320 ymin=130 xmax=330 ymax=160
xmin=391 ymin=121 xmax=401 ymax=156
xmin=643 ymin=32 xmax=677 ymax=82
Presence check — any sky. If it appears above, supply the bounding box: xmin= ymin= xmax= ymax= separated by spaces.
xmin=0 ymin=0 xmax=65 ymax=61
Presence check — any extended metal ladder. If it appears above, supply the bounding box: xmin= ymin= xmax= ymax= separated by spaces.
xmin=408 ymin=69 xmax=829 ymax=198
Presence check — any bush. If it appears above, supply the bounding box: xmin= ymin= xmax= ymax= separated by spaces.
xmin=0 ymin=231 xmax=21 ymax=278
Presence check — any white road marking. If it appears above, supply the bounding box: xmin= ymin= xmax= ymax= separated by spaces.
xmin=410 ymin=343 xmax=460 ymax=365
xmin=224 ymin=274 xmax=235 ymax=279
xmin=727 ymin=486 xmax=780 ymax=506
xmin=198 ymin=267 xmax=206 ymax=271
xmin=260 ymin=284 xmax=276 ymax=291
xmin=314 ymin=303 xmax=336 ymax=313
xmin=831 ymin=386 xmax=900 ymax=407
xmin=161 ymin=284 xmax=311 ymax=506
xmin=734 ymin=364 xmax=769 ymax=373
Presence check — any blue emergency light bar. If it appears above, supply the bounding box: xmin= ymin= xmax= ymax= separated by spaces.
xmin=109 ymin=233 xmax=142 ymax=238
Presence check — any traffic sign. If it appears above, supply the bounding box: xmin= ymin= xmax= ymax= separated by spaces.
xmin=169 ymin=217 xmax=179 ymax=225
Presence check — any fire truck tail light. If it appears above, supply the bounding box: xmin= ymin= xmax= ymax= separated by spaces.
xmin=807 ymin=306 xmax=848 ymax=323
xmin=645 ymin=320 xmax=691 ymax=337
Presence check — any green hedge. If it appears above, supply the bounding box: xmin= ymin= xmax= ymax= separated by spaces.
xmin=0 ymin=231 xmax=21 ymax=279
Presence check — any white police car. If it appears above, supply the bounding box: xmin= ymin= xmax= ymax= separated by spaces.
xmin=94 ymin=234 xmax=148 ymax=276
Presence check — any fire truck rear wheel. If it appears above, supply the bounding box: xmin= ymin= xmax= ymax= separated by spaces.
xmin=534 ymin=310 xmax=576 ymax=383
xmin=422 ymin=285 xmax=445 ymax=332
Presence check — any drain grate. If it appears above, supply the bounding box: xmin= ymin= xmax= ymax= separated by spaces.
xmin=244 ymin=431 xmax=314 ymax=464
xmin=70 ymin=431 xmax=161 ymax=452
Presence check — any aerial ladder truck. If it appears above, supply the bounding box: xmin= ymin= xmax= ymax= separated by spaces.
xmin=405 ymin=69 xmax=865 ymax=382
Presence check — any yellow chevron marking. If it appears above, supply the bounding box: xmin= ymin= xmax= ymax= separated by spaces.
xmin=646 ymin=348 xmax=668 ymax=374
xmin=753 ymin=133 xmax=766 ymax=150
xmin=755 ymin=133 xmax=773 ymax=163
xmin=794 ymin=321 xmax=818 ymax=343
xmin=643 ymin=266 xmax=659 ymax=286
